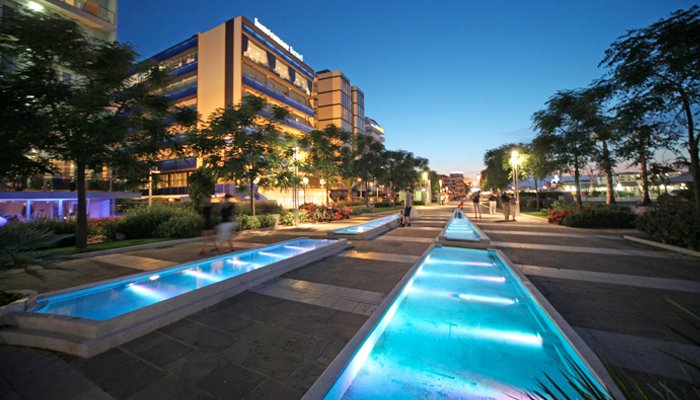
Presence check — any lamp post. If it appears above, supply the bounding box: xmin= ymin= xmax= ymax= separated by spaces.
xmin=148 ymin=169 xmax=160 ymax=208
xmin=511 ymin=150 xmax=520 ymax=216
xmin=293 ymin=146 xmax=299 ymax=224
xmin=302 ymin=177 xmax=308 ymax=204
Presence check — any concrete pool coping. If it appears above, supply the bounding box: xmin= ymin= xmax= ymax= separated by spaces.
xmin=0 ymin=237 xmax=349 ymax=358
xmin=327 ymin=214 xmax=400 ymax=240
xmin=303 ymin=244 xmax=622 ymax=399
xmin=435 ymin=215 xmax=492 ymax=249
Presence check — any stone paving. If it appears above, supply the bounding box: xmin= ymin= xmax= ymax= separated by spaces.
xmin=1 ymin=204 xmax=699 ymax=399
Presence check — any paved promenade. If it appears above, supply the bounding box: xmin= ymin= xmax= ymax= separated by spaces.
xmin=1 ymin=205 xmax=699 ymax=399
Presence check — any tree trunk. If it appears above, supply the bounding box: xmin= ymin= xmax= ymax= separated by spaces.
xmin=75 ymin=161 xmax=88 ymax=249
xmin=534 ymin=177 xmax=540 ymax=210
xmin=249 ymin=176 xmax=255 ymax=216
xmin=601 ymin=140 xmax=616 ymax=205
xmin=639 ymin=149 xmax=651 ymax=206
xmin=573 ymin=156 xmax=582 ymax=206
xmin=682 ymin=97 xmax=700 ymax=210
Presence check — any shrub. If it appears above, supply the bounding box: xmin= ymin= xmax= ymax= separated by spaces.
xmin=374 ymin=201 xmax=392 ymax=207
xmin=560 ymin=207 xmax=636 ymax=228
xmin=100 ymin=217 xmax=123 ymax=240
xmin=637 ymin=203 xmax=700 ymax=250
xmin=236 ymin=201 xmax=283 ymax=215
xmin=257 ymin=214 xmax=279 ymax=228
xmin=279 ymin=211 xmax=296 ymax=226
xmin=238 ymin=214 xmax=261 ymax=230
xmin=155 ymin=212 xmax=203 ymax=238
xmin=22 ymin=218 xmax=79 ymax=246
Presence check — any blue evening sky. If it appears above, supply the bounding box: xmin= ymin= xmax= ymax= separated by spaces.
xmin=119 ymin=0 xmax=696 ymax=179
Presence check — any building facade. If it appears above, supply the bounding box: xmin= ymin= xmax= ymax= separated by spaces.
xmin=363 ymin=116 xmax=385 ymax=143
xmin=351 ymin=86 xmax=365 ymax=136
xmin=315 ymin=70 xmax=352 ymax=132
xmin=148 ymin=16 xmax=316 ymax=195
xmin=1 ymin=0 xmax=117 ymax=41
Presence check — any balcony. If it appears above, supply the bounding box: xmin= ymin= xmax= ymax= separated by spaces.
xmin=243 ymin=75 xmax=314 ymax=116
xmin=52 ymin=0 xmax=116 ymax=25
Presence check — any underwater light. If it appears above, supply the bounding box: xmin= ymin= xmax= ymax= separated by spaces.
xmin=458 ymin=294 xmax=515 ymax=305
xmin=149 ymin=275 xmax=160 ymax=281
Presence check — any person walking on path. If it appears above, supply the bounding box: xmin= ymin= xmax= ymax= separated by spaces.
xmin=199 ymin=195 xmax=217 ymax=255
xmin=501 ymin=191 xmax=511 ymax=221
xmin=401 ymin=188 xmax=413 ymax=227
xmin=488 ymin=191 xmax=498 ymax=215
xmin=509 ymin=193 xmax=517 ymax=221
xmin=216 ymin=194 xmax=236 ymax=252
xmin=472 ymin=190 xmax=482 ymax=219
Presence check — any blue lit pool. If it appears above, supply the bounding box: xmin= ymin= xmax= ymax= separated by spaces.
xmin=322 ymin=246 xmax=608 ymax=399
xmin=30 ymin=238 xmax=337 ymax=321
xmin=444 ymin=213 xmax=481 ymax=241
xmin=331 ymin=214 xmax=399 ymax=235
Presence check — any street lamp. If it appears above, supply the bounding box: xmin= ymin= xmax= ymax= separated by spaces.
xmin=293 ymin=146 xmax=300 ymax=224
xmin=148 ymin=169 xmax=160 ymax=208
xmin=302 ymin=177 xmax=309 ymax=204
xmin=511 ymin=150 xmax=520 ymax=216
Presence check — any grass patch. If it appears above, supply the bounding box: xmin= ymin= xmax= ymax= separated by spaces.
xmin=521 ymin=210 xmax=549 ymax=219
xmin=45 ymin=238 xmax=172 ymax=256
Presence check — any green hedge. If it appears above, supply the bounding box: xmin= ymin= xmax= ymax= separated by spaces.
xmin=548 ymin=202 xmax=637 ymax=228
xmin=560 ymin=207 xmax=637 ymax=228
xmin=637 ymin=203 xmax=700 ymax=250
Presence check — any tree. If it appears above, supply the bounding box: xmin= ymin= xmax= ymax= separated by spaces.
xmin=379 ymin=150 xmax=427 ymax=205
xmin=481 ymin=143 xmax=518 ymax=191
xmin=533 ymin=90 xmax=597 ymax=205
xmin=613 ymin=96 xmax=678 ymax=205
xmin=601 ymin=6 xmax=700 ymax=208
xmin=526 ymin=138 xmax=562 ymax=209
xmin=349 ymin=134 xmax=387 ymax=205
xmin=0 ymin=11 xmax=196 ymax=248
xmin=299 ymin=125 xmax=346 ymax=205
xmin=191 ymin=95 xmax=289 ymax=216
xmin=582 ymin=83 xmax=618 ymax=204
xmin=187 ymin=168 xmax=217 ymax=210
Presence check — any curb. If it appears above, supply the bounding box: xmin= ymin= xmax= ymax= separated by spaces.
xmin=624 ymin=235 xmax=700 ymax=258
xmin=63 ymin=237 xmax=202 ymax=259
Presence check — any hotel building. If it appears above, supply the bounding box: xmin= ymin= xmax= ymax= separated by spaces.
xmin=147 ymin=16 xmax=316 ymax=195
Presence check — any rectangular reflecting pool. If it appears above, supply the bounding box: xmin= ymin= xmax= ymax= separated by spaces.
xmin=444 ymin=214 xmax=481 ymax=241
xmin=318 ymin=246 xmax=609 ymax=399
xmin=329 ymin=214 xmax=400 ymax=239
xmin=30 ymin=238 xmax=337 ymax=321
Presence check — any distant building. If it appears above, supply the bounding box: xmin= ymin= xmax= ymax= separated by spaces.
xmin=315 ymin=70 xmax=352 ymax=132
xmin=442 ymin=173 xmax=468 ymax=199
xmin=351 ymin=86 xmax=365 ymax=136
xmin=363 ymin=117 xmax=385 ymax=143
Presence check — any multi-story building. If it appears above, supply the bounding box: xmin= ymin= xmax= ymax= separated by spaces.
xmin=315 ymin=70 xmax=352 ymax=132
xmin=1 ymin=0 xmax=117 ymax=41
xmin=146 ymin=16 xmax=316 ymax=195
xmin=363 ymin=116 xmax=385 ymax=143
xmin=351 ymin=86 xmax=365 ymax=137
xmin=442 ymin=172 xmax=469 ymax=200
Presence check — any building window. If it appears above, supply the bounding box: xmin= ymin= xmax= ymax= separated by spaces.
xmin=294 ymin=74 xmax=310 ymax=95
xmin=244 ymin=40 xmax=268 ymax=68
xmin=273 ymin=60 xmax=290 ymax=80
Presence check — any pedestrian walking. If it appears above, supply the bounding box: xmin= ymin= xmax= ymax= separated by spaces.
xmin=488 ymin=191 xmax=498 ymax=215
xmin=472 ymin=190 xmax=482 ymax=219
xmin=501 ymin=191 xmax=511 ymax=221
xmin=401 ymin=188 xmax=413 ymax=227
xmin=216 ymin=194 xmax=236 ymax=252
xmin=199 ymin=195 xmax=217 ymax=255
xmin=509 ymin=193 xmax=517 ymax=221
